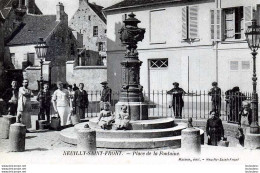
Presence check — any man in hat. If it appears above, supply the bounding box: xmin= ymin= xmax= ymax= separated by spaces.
xmin=100 ymin=81 xmax=112 ymax=110
xmin=2 ymin=80 xmax=19 ymax=115
xmin=208 ymin=82 xmax=222 ymax=115
xmin=167 ymin=82 xmax=186 ymax=118
xmin=73 ymin=83 xmax=89 ymax=119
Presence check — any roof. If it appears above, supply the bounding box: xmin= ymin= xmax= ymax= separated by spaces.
xmin=7 ymin=14 xmax=58 ymax=46
xmin=0 ymin=11 xmax=5 ymax=22
xmin=104 ymin=0 xmax=208 ymax=11
xmin=89 ymin=2 xmax=106 ymax=23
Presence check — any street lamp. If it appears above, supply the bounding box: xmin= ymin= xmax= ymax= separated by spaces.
xmin=35 ymin=37 xmax=49 ymax=120
xmin=245 ymin=19 xmax=260 ymax=134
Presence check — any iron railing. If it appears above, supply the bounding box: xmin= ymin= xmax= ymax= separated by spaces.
xmin=85 ymin=90 xmax=254 ymax=124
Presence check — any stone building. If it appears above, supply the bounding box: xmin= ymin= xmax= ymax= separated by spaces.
xmin=0 ymin=0 xmax=42 ymax=90
xmin=0 ymin=12 xmax=5 ymax=92
xmin=104 ymin=0 xmax=260 ymax=94
xmin=4 ymin=2 xmax=82 ymax=90
xmin=69 ymin=0 xmax=107 ymax=66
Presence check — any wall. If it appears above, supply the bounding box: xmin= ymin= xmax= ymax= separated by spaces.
xmin=69 ymin=1 xmax=106 ymax=52
xmin=23 ymin=61 xmax=51 ymax=90
xmin=8 ymin=44 xmax=39 ymax=69
xmin=106 ymin=1 xmax=260 ymax=94
xmin=66 ymin=61 xmax=107 ymax=91
xmin=106 ymin=1 xmax=217 ymax=93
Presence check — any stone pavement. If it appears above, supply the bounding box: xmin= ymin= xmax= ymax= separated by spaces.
xmin=0 ymin=119 xmax=260 ymax=165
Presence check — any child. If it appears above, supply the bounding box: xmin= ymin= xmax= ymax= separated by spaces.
xmin=115 ymin=105 xmax=130 ymax=130
xmin=98 ymin=102 xmax=114 ymax=129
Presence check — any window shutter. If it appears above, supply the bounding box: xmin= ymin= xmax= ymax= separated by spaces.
xmin=211 ymin=9 xmax=222 ymax=41
xmin=210 ymin=10 xmax=215 ymax=40
xmin=189 ymin=5 xmax=198 ymax=39
xmin=244 ymin=6 xmax=253 ymax=36
xmin=182 ymin=6 xmax=188 ymax=40
xmin=216 ymin=9 xmax=222 ymax=40
xmin=225 ymin=9 xmax=235 ymax=40
xmin=257 ymin=5 xmax=260 ymax=25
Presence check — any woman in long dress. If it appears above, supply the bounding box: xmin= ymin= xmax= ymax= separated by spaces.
xmin=17 ymin=79 xmax=34 ymax=129
xmin=52 ymin=82 xmax=71 ymax=126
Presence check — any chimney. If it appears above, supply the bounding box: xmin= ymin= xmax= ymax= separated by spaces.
xmin=56 ymin=2 xmax=64 ymax=21
xmin=25 ymin=0 xmax=35 ymax=14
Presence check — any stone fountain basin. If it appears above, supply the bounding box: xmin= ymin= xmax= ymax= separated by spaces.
xmin=59 ymin=118 xmax=204 ymax=149
xmin=88 ymin=117 xmax=176 ymax=130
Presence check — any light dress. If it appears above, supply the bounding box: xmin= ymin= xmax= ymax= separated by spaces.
xmin=17 ymin=87 xmax=33 ymax=129
xmin=52 ymin=89 xmax=71 ymax=126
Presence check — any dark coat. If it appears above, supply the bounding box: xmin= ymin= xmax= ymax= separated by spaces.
xmin=206 ymin=117 xmax=224 ymax=141
xmin=2 ymin=88 xmax=19 ymax=103
xmin=73 ymin=90 xmax=89 ymax=108
xmin=101 ymin=87 xmax=112 ymax=102
xmin=208 ymin=87 xmax=221 ymax=102
xmin=36 ymin=90 xmax=51 ymax=107
xmin=167 ymin=87 xmax=186 ymax=107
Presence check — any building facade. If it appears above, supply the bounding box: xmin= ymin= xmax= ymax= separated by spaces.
xmin=4 ymin=2 xmax=81 ymax=90
xmin=69 ymin=0 xmax=107 ymax=66
xmin=104 ymin=0 xmax=260 ymax=94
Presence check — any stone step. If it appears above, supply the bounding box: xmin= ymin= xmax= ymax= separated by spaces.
xmin=59 ymin=123 xmax=204 ymax=149
xmin=89 ymin=117 xmax=175 ymax=130
xmin=74 ymin=122 xmax=187 ymax=138
xmin=59 ymin=129 xmax=181 ymax=149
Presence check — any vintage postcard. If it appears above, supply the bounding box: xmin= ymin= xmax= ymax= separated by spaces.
xmin=0 ymin=0 xmax=260 ymax=172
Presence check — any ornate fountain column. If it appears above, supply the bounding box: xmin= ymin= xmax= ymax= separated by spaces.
xmin=115 ymin=13 xmax=148 ymax=121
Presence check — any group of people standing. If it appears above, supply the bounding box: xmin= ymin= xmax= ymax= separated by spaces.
xmin=167 ymin=81 xmax=247 ymax=124
xmin=2 ymin=79 xmax=89 ymax=130
xmin=166 ymin=81 xmax=252 ymax=146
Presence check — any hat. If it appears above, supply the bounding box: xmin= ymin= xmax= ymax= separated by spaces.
xmin=100 ymin=81 xmax=108 ymax=85
xmin=212 ymin=82 xmax=218 ymax=86
xmin=173 ymin=82 xmax=179 ymax=86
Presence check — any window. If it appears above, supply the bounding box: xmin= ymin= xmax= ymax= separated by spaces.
xmin=242 ymin=61 xmax=250 ymax=70
xmin=150 ymin=9 xmax=167 ymax=44
xmin=93 ymin=26 xmax=98 ymax=37
xmin=98 ymin=42 xmax=104 ymax=51
xmin=122 ymin=14 xmax=127 ymax=22
xmin=211 ymin=6 xmax=253 ymax=41
xmin=224 ymin=7 xmax=243 ymax=40
xmin=27 ymin=53 xmax=35 ymax=66
xmin=230 ymin=61 xmax=239 ymax=70
xmin=182 ymin=6 xmax=199 ymax=40
xmin=88 ymin=16 xmax=91 ymax=20
xmin=149 ymin=59 xmax=168 ymax=69
xmin=10 ymin=53 xmax=16 ymax=68
xmin=71 ymin=44 xmax=75 ymax=55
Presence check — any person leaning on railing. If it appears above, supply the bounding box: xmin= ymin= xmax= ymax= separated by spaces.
xmin=167 ymin=82 xmax=186 ymax=119
xmin=208 ymin=82 xmax=222 ymax=116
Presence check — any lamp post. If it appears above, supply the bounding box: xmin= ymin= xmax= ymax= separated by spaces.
xmin=35 ymin=38 xmax=48 ymax=120
xmin=245 ymin=19 xmax=260 ymax=134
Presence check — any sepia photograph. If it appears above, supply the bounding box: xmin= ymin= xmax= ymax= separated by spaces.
xmin=0 ymin=0 xmax=260 ymax=172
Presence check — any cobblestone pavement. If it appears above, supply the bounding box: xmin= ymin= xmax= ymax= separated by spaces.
xmin=0 ymin=116 xmax=260 ymax=165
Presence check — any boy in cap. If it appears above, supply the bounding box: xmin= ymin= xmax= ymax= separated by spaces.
xmin=100 ymin=81 xmax=112 ymax=110
xmin=208 ymin=82 xmax=222 ymax=116
xmin=167 ymin=82 xmax=186 ymax=119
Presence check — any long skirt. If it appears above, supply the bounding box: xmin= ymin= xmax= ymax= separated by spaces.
xmin=21 ymin=110 xmax=32 ymax=129
xmin=57 ymin=106 xmax=71 ymax=126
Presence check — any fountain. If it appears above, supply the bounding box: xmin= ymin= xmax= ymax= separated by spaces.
xmin=60 ymin=13 xmax=204 ymax=149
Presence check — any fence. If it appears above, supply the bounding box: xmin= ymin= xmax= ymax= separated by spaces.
xmin=85 ymin=90 xmax=253 ymax=124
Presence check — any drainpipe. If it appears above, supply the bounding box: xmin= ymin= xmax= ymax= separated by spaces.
xmin=215 ymin=0 xmax=221 ymax=83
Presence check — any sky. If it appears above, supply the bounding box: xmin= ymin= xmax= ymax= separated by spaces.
xmin=35 ymin=0 xmax=122 ymax=19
